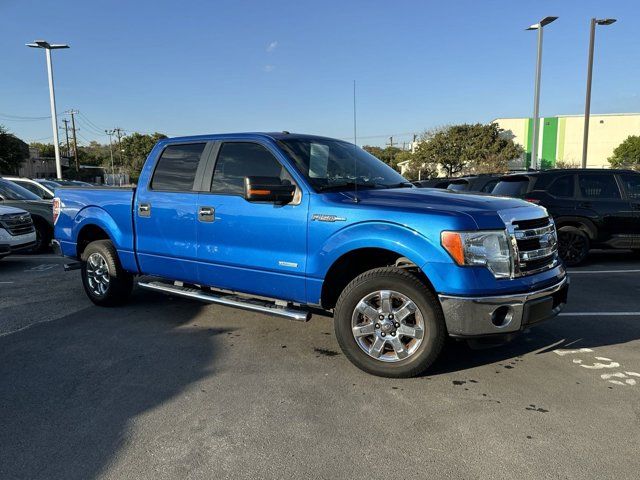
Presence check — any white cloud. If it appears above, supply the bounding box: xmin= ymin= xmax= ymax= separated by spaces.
xmin=263 ymin=65 xmax=276 ymax=73
xmin=266 ymin=41 xmax=278 ymax=53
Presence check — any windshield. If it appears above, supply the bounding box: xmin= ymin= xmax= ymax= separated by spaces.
xmin=0 ymin=179 xmax=41 ymax=200
xmin=278 ymin=138 xmax=411 ymax=192
xmin=447 ymin=181 xmax=469 ymax=191
xmin=492 ymin=177 xmax=531 ymax=197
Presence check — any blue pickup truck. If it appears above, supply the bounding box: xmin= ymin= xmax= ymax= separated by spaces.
xmin=53 ymin=132 xmax=568 ymax=377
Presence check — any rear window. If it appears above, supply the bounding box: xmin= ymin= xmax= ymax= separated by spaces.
xmin=492 ymin=177 xmax=530 ymax=197
xmin=447 ymin=180 xmax=469 ymax=191
xmin=620 ymin=173 xmax=640 ymax=200
xmin=480 ymin=179 xmax=499 ymax=193
xmin=578 ymin=174 xmax=621 ymax=199
xmin=547 ymin=175 xmax=574 ymax=198
xmin=150 ymin=143 xmax=206 ymax=191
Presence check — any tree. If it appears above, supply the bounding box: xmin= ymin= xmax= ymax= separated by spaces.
xmin=608 ymin=135 xmax=640 ymax=170
xmin=409 ymin=123 xmax=522 ymax=177
xmin=0 ymin=126 xmax=29 ymax=174
xmin=29 ymin=142 xmax=59 ymax=158
xmin=120 ymin=132 xmax=167 ymax=181
xmin=362 ymin=145 xmax=403 ymax=170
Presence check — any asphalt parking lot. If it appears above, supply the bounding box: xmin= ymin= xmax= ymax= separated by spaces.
xmin=1 ymin=252 xmax=639 ymax=480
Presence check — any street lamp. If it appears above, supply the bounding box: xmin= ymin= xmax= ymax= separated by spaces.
xmin=526 ymin=16 xmax=558 ymax=170
xmin=26 ymin=40 xmax=69 ymax=180
xmin=581 ymin=18 xmax=617 ymax=169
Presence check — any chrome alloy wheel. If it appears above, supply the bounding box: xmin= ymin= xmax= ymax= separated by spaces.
xmin=86 ymin=252 xmax=110 ymax=296
xmin=351 ymin=290 xmax=425 ymax=362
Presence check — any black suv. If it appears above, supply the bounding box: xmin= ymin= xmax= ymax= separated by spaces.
xmin=492 ymin=169 xmax=640 ymax=265
xmin=445 ymin=174 xmax=503 ymax=193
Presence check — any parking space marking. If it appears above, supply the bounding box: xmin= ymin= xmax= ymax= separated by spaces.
xmin=25 ymin=264 xmax=58 ymax=272
xmin=553 ymin=348 xmax=639 ymax=387
xmin=0 ymin=281 xmax=15 ymax=284
xmin=559 ymin=312 xmax=640 ymax=317
xmin=568 ymin=269 xmax=640 ymax=274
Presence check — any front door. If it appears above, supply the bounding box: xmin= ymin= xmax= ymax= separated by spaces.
xmin=134 ymin=142 xmax=209 ymax=282
xmin=196 ymin=141 xmax=309 ymax=302
xmin=618 ymin=172 xmax=640 ymax=236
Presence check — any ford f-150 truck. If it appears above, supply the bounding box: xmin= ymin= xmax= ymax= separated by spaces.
xmin=53 ymin=132 xmax=568 ymax=377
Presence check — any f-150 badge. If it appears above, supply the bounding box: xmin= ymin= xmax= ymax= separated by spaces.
xmin=312 ymin=214 xmax=346 ymax=222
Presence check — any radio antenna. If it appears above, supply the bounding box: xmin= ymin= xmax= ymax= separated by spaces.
xmin=353 ymin=80 xmax=359 ymax=203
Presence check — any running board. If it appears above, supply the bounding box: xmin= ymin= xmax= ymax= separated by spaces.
xmin=137 ymin=280 xmax=310 ymax=322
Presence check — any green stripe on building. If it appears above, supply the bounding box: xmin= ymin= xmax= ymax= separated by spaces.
xmin=541 ymin=117 xmax=558 ymax=168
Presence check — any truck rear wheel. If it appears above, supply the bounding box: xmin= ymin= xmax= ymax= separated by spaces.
xmin=81 ymin=240 xmax=133 ymax=307
xmin=334 ymin=267 xmax=446 ymax=378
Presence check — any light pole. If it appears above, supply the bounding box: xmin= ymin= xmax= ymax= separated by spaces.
xmin=581 ymin=18 xmax=616 ymax=169
xmin=526 ymin=16 xmax=558 ymax=170
xmin=26 ymin=40 xmax=69 ymax=180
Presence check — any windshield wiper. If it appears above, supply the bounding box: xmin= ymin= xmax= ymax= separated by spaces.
xmin=382 ymin=181 xmax=414 ymax=189
xmin=317 ymin=182 xmax=378 ymax=192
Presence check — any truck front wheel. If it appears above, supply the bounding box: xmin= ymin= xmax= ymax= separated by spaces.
xmin=81 ymin=240 xmax=133 ymax=306
xmin=334 ymin=267 xmax=446 ymax=378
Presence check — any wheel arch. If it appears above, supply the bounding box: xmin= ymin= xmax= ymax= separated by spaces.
xmin=554 ymin=216 xmax=597 ymax=240
xmin=320 ymin=247 xmax=436 ymax=309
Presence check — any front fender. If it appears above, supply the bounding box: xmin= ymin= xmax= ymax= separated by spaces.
xmin=308 ymin=221 xmax=451 ymax=279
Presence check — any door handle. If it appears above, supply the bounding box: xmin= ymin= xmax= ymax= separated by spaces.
xmin=198 ymin=206 xmax=215 ymax=222
xmin=138 ymin=203 xmax=151 ymax=217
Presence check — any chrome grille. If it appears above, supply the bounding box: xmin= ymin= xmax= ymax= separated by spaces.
xmin=0 ymin=213 xmax=35 ymax=236
xmin=507 ymin=216 xmax=558 ymax=277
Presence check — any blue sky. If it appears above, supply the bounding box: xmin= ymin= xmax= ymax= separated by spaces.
xmin=1 ymin=0 xmax=639 ymax=147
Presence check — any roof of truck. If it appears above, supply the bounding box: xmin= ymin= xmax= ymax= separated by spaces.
xmin=159 ymin=132 xmax=346 ymax=144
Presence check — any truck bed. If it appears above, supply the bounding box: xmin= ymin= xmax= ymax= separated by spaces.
xmin=54 ymin=186 xmax=138 ymax=271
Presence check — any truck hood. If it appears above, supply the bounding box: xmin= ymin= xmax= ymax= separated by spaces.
xmin=326 ymin=187 xmax=544 ymax=229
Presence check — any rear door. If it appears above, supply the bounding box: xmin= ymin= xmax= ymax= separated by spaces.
xmin=196 ymin=140 xmax=309 ymax=302
xmin=134 ymin=142 xmax=211 ymax=282
xmin=576 ymin=172 xmax=629 ymax=242
xmin=618 ymin=172 xmax=640 ymax=236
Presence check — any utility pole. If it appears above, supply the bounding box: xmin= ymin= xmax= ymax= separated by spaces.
xmin=114 ymin=128 xmax=125 ymax=186
xmin=60 ymin=119 xmax=70 ymax=157
xmin=105 ymin=129 xmax=115 ymax=183
xmin=66 ymin=109 xmax=79 ymax=173
xmin=386 ymin=136 xmax=395 ymax=148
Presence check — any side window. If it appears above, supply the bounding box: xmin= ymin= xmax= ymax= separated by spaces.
xmin=620 ymin=174 xmax=640 ymax=200
xmin=210 ymin=142 xmax=291 ymax=195
xmin=481 ymin=179 xmax=499 ymax=193
xmin=150 ymin=143 xmax=206 ymax=191
xmin=548 ymin=175 xmax=575 ymax=198
xmin=578 ymin=174 xmax=621 ymax=199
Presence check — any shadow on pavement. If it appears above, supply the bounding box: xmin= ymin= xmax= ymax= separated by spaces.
xmin=0 ymin=291 xmax=230 ymax=480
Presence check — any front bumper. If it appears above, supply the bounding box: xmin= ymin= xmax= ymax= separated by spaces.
xmin=0 ymin=239 xmax=37 ymax=256
xmin=438 ymin=276 xmax=569 ymax=337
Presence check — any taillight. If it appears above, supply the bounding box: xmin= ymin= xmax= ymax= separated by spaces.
xmin=525 ymin=198 xmax=541 ymax=204
xmin=52 ymin=197 xmax=61 ymax=224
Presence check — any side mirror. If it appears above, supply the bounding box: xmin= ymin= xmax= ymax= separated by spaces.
xmin=244 ymin=176 xmax=296 ymax=204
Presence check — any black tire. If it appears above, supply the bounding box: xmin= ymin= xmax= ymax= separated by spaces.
xmin=558 ymin=227 xmax=590 ymax=266
xmin=81 ymin=240 xmax=133 ymax=306
xmin=30 ymin=219 xmax=52 ymax=253
xmin=334 ymin=267 xmax=446 ymax=378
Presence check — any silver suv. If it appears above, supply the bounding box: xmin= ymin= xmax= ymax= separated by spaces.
xmin=0 ymin=206 xmax=37 ymax=259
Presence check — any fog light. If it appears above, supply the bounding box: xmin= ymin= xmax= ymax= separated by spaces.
xmin=491 ymin=306 xmax=513 ymax=327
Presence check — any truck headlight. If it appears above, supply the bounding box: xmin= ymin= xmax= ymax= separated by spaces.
xmin=441 ymin=230 xmax=512 ymax=279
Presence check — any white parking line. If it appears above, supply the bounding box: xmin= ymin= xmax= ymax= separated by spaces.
xmin=560 ymin=312 xmax=640 ymax=317
xmin=0 ymin=281 xmax=15 ymax=284
xmin=568 ymin=269 xmax=640 ymax=274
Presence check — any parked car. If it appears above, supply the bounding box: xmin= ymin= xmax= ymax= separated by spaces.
xmin=36 ymin=179 xmax=93 ymax=190
xmin=53 ymin=132 xmax=568 ymax=377
xmin=0 ymin=205 xmax=37 ymax=259
xmin=412 ymin=178 xmax=454 ymax=188
xmin=446 ymin=174 xmax=503 ymax=193
xmin=2 ymin=176 xmax=54 ymax=200
xmin=492 ymin=169 xmax=640 ymax=265
xmin=0 ymin=178 xmax=54 ymax=252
